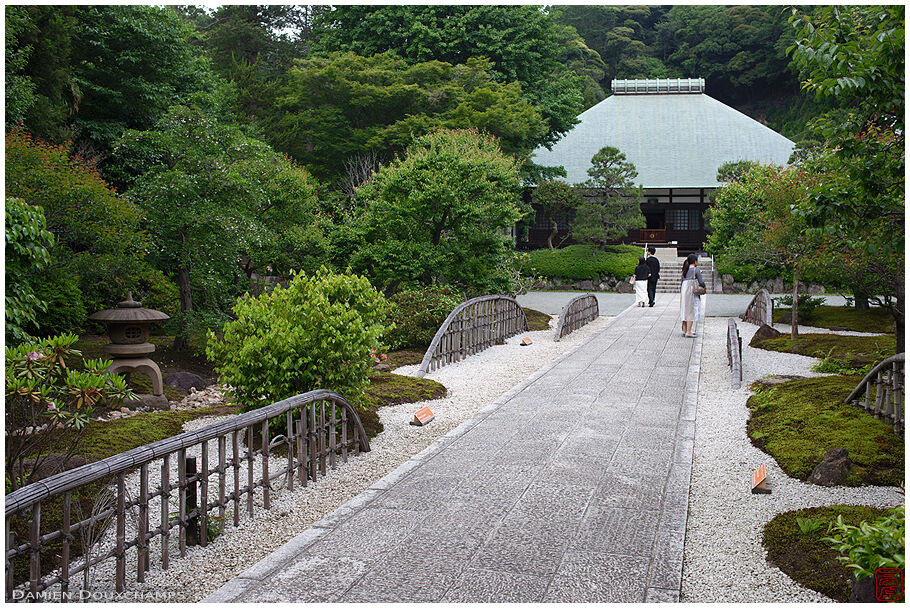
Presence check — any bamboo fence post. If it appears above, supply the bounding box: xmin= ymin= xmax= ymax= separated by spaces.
xmin=329 ymin=402 xmax=337 ymax=470
xmin=61 ymin=492 xmax=71 ymax=595
xmin=286 ymin=412 xmax=295 ymax=492
xmin=218 ymin=436 xmax=226 ymax=525
xmin=200 ymin=442 xmax=209 ymax=547
xmin=115 ymin=473 xmax=126 ymax=592
xmin=308 ymin=405 xmax=318 ymax=482
xmin=261 ymin=420 xmax=270 ymax=511
xmin=161 ymin=454 xmax=170 ymax=569
xmin=246 ymin=427 xmax=254 ymax=519
xmin=319 ymin=401 xmax=327 ymax=477
xmin=341 ymin=405 xmax=349 ymax=463
xmin=232 ymin=431 xmax=240 ymax=527
xmin=177 ymin=450 xmax=187 ymax=557
xmin=138 ymin=465 xmax=148 ymax=580
xmin=29 ymin=503 xmax=40 ymax=597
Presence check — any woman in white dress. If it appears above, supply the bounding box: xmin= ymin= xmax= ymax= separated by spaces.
xmin=679 ymin=253 xmax=706 ymax=336
xmin=633 ymin=257 xmax=651 ymax=307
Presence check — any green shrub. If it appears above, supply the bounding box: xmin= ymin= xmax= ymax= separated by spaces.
xmin=5 ymin=197 xmax=54 ymax=344
xmin=383 ymin=285 xmax=464 ymax=350
xmin=524 ymin=244 xmax=641 ymax=280
xmin=28 ymin=269 xmax=87 ymax=337
xmin=207 ymin=268 xmax=388 ymax=415
xmin=712 ymin=255 xmax=781 ymax=283
xmin=824 ymin=505 xmax=905 ymax=580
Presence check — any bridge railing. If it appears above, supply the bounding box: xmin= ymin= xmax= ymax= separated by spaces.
xmin=417 ymin=295 xmax=527 ymax=377
xmin=727 ymin=318 xmax=743 ymax=389
xmin=742 ymin=289 xmax=773 ymax=326
xmin=554 ymin=294 xmax=599 ymax=342
xmin=5 ymin=390 xmax=369 ymax=601
xmin=844 ymin=353 xmax=904 ymax=435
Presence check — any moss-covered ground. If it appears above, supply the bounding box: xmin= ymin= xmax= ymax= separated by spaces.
xmin=523 ymin=308 xmax=552 ymax=331
xmin=751 ymin=333 xmax=895 ymax=369
xmin=524 ymin=244 xmax=641 ymax=280
xmin=763 ymin=505 xmax=891 ymax=601
xmin=773 ymin=305 xmax=895 ymax=333
xmin=747 ymin=376 xmax=904 ymax=486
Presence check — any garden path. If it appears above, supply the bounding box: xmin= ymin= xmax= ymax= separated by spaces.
xmin=204 ymin=295 xmax=701 ymax=602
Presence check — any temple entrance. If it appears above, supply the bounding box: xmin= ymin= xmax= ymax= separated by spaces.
xmin=645 ymin=211 xmax=665 ymax=229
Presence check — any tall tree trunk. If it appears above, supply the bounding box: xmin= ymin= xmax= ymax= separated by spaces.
xmin=791 ymin=269 xmax=800 ymax=340
xmin=853 ymin=289 xmax=870 ymax=311
xmin=173 ymin=230 xmax=193 ymax=352
xmin=546 ymin=211 xmax=557 ymax=249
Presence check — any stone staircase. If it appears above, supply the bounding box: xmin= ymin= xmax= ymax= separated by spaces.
xmin=654 ymin=258 xmax=717 ymax=293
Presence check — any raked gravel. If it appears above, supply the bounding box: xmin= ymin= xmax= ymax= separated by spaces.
xmin=53 ymin=314 xmax=612 ymax=602
xmin=682 ymin=317 xmax=903 ymax=602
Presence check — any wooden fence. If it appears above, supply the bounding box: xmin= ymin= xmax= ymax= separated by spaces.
xmin=844 ymin=353 xmax=904 ymax=435
xmin=554 ymin=294 xmax=599 ymax=342
xmin=741 ymin=289 xmax=773 ymax=326
xmin=5 ymin=390 xmax=369 ymax=601
xmin=417 ymin=295 xmax=527 ymax=377
xmin=727 ymin=318 xmax=743 ymax=389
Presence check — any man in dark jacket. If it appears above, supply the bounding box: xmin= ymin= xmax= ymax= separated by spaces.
xmin=646 ymin=246 xmax=660 ymax=307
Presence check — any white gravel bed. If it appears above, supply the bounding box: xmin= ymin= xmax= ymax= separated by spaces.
xmin=49 ymin=314 xmax=612 ymax=602
xmin=769 ymin=321 xmax=891 ymax=337
xmin=682 ymin=317 xmax=903 ymax=602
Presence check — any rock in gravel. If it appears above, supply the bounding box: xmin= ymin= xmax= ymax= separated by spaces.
xmin=373 ymin=363 xmax=391 ymax=372
xmin=829 ymin=325 xmax=851 ymax=332
xmin=751 ymin=375 xmax=806 ymax=389
xmin=749 ymin=323 xmax=783 ymax=346
xmin=165 ymin=372 xmax=209 ymax=392
xmin=808 ymin=448 xmax=853 ymax=487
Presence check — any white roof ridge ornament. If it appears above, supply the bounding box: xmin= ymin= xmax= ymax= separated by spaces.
xmin=611 ymin=78 xmax=705 ymax=95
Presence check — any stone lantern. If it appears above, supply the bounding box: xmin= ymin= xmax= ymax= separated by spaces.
xmin=88 ymin=293 xmax=170 ymax=405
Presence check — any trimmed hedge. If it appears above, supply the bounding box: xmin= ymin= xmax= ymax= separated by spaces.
xmin=523 ymin=244 xmax=641 ymax=280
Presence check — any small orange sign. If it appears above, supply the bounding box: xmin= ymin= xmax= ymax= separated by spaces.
xmin=410 ymin=406 xmax=435 ymax=426
xmin=751 ymin=464 xmax=771 ymax=494
xmin=521 ymin=337 xmax=532 ymax=346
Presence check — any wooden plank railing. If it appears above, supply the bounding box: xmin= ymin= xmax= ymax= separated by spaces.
xmin=5 ymin=390 xmax=369 ymax=601
xmin=554 ymin=294 xmax=599 ymax=342
xmin=727 ymin=318 xmax=743 ymax=389
xmin=417 ymin=295 xmax=527 ymax=377
xmin=742 ymin=289 xmax=772 ymax=326
xmin=844 ymin=353 xmax=904 ymax=435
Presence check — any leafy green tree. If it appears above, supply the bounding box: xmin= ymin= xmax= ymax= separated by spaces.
xmin=533 ymin=179 xmax=582 ymax=249
xmin=572 ymin=146 xmax=644 ymax=248
xmin=350 ymin=128 xmax=525 ymax=295
xmin=312 ymin=6 xmax=584 ymax=148
xmin=4 ymin=6 xmax=39 ymax=126
xmin=788 ymin=5 xmax=904 ymax=350
xmin=114 ymin=105 xmax=320 ymax=349
xmin=274 ymin=53 xmax=547 ymax=184
xmin=5 ymin=198 xmax=54 ymax=344
xmin=5 ymin=130 xmax=151 ymax=317
xmin=716 ymin=160 xmax=761 ymax=183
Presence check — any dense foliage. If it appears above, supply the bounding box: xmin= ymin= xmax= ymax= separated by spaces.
xmin=114 ymin=105 xmax=320 ymax=347
xmin=823 ymin=505 xmax=905 ymax=581
xmin=5 ymin=130 xmax=152 ymax=316
xmin=5 ymin=198 xmax=54 ymax=344
xmin=350 ymin=129 xmax=525 ymax=295
xmin=207 ymin=269 xmax=387 ymax=413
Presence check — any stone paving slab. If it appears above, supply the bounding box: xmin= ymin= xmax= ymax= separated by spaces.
xmin=204 ymin=294 xmax=703 ymax=603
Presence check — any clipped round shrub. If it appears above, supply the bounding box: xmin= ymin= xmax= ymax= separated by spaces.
xmin=384 ymin=285 xmax=464 ymax=351
xmin=206 ymin=268 xmax=388 ymax=431
xmin=523 ymin=244 xmax=641 ymax=280
xmin=28 ymin=269 xmax=87 ymax=337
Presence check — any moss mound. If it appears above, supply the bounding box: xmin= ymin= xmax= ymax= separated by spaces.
xmin=523 ymin=307 xmax=552 ymax=331
xmin=763 ymin=505 xmax=890 ymax=601
xmin=747 ymin=376 xmax=904 ymax=486
xmin=365 ymin=372 xmax=446 ymax=410
xmin=524 ymin=244 xmax=641 ymax=280
xmin=385 ymin=349 xmax=425 ymax=369
xmin=751 ymin=333 xmax=895 ymax=368
xmin=773 ymin=305 xmax=895 ymax=333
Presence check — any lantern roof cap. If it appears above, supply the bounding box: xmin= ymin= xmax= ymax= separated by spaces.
xmin=88 ymin=292 xmax=170 ymax=323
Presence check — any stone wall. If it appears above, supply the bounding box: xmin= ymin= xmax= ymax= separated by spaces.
xmin=532 ymin=276 xmax=634 ymax=293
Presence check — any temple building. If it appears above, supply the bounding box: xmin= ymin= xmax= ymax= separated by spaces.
xmin=528 ymin=78 xmax=796 ymax=253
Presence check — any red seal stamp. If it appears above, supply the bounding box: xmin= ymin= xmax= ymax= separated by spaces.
xmin=875 ymin=567 xmax=904 ymax=602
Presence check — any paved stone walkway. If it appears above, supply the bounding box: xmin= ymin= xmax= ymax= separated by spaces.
xmin=205 ymin=295 xmax=703 ymax=603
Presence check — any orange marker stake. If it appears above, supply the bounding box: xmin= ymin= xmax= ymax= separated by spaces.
xmin=751 ymin=464 xmax=771 ymax=494
xmin=410 ymin=406 xmax=435 ymax=426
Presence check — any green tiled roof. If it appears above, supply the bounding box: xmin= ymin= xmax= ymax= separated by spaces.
xmin=531 ymin=91 xmax=796 ymax=188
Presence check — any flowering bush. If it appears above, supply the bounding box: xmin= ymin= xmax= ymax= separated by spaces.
xmin=5 ymin=334 xmax=136 ymax=490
